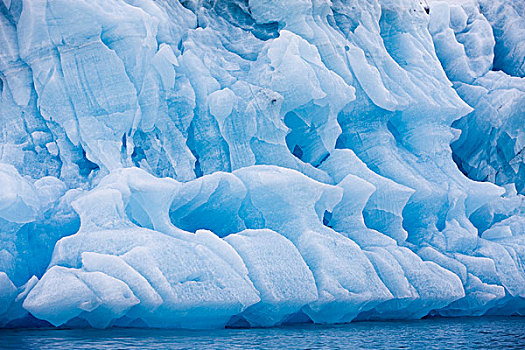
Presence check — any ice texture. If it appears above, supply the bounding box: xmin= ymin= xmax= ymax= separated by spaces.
xmin=429 ymin=0 xmax=525 ymax=194
xmin=0 ymin=0 xmax=524 ymax=328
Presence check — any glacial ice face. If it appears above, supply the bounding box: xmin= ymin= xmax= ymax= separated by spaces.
xmin=429 ymin=0 xmax=525 ymax=194
xmin=0 ymin=0 xmax=524 ymax=328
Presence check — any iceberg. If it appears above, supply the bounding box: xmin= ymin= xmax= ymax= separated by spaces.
xmin=0 ymin=0 xmax=524 ymax=328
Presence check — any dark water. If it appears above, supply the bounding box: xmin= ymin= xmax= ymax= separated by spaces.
xmin=1 ymin=317 xmax=524 ymax=349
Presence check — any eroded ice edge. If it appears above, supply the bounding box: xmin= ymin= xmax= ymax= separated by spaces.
xmin=0 ymin=0 xmax=524 ymax=329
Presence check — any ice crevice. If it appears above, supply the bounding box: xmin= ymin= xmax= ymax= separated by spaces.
xmin=0 ymin=0 xmax=524 ymax=328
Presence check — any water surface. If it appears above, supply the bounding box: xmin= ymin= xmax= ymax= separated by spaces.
xmin=1 ymin=316 xmax=524 ymax=349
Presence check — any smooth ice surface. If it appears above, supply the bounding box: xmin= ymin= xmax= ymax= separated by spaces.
xmin=0 ymin=0 xmax=524 ymax=328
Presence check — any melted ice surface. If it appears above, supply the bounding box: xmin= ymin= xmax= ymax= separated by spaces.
xmin=0 ymin=0 xmax=524 ymax=328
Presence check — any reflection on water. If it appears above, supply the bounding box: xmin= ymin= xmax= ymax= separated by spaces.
xmin=1 ymin=316 xmax=524 ymax=349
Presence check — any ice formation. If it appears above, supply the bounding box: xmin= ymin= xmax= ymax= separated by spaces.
xmin=0 ymin=0 xmax=524 ymax=328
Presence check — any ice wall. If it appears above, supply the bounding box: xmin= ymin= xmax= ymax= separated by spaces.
xmin=0 ymin=0 xmax=524 ymax=328
xmin=429 ymin=0 xmax=524 ymax=194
